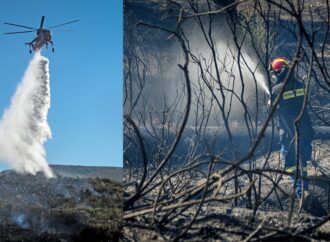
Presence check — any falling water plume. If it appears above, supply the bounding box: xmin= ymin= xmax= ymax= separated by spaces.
xmin=0 ymin=52 xmax=54 ymax=178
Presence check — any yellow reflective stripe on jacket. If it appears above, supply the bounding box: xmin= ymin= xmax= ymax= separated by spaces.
xmin=286 ymin=166 xmax=296 ymax=173
xmin=286 ymin=165 xmax=307 ymax=173
xmin=282 ymin=88 xmax=305 ymax=100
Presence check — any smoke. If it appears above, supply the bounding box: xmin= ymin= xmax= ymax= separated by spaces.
xmin=12 ymin=213 xmax=29 ymax=228
xmin=188 ymin=40 xmax=268 ymax=118
xmin=143 ymin=40 xmax=268 ymax=124
xmin=0 ymin=52 xmax=54 ymax=178
xmin=128 ymin=14 xmax=273 ymax=126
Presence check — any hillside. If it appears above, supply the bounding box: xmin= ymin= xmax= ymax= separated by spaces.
xmin=0 ymin=166 xmax=123 ymax=241
xmin=1 ymin=165 xmax=123 ymax=182
xmin=50 ymin=165 xmax=122 ymax=182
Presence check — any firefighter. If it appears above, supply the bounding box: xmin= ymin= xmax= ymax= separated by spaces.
xmin=269 ymin=57 xmax=314 ymax=198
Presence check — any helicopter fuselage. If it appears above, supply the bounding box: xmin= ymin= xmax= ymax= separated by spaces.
xmin=30 ymin=29 xmax=52 ymax=51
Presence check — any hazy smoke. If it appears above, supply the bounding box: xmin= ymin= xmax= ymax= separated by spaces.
xmin=0 ymin=52 xmax=54 ymax=178
xmin=185 ymin=42 xmax=267 ymax=122
xmin=129 ymin=16 xmax=270 ymax=126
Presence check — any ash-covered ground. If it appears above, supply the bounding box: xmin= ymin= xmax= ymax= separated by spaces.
xmin=124 ymin=140 xmax=330 ymax=241
xmin=0 ymin=165 xmax=122 ymax=242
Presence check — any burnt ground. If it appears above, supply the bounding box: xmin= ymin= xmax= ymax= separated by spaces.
xmin=123 ymin=0 xmax=330 ymax=240
xmin=0 ymin=166 xmax=123 ymax=242
xmin=124 ymin=140 xmax=330 ymax=241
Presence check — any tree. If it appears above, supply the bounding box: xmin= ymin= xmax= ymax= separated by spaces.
xmin=124 ymin=0 xmax=330 ymax=240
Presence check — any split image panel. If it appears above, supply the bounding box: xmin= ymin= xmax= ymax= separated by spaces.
xmin=123 ymin=0 xmax=330 ymax=241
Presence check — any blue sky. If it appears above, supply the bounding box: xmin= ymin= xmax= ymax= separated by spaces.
xmin=0 ymin=1 xmax=122 ymax=168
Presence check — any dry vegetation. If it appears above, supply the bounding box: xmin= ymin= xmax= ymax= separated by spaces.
xmin=124 ymin=0 xmax=330 ymax=241
xmin=0 ymin=167 xmax=122 ymax=242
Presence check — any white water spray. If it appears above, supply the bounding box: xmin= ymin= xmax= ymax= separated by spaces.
xmin=238 ymin=52 xmax=270 ymax=96
xmin=0 ymin=52 xmax=54 ymax=178
xmin=258 ymin=78 xmax=270 ymax=96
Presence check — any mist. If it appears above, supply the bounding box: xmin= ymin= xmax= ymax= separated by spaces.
xmin=130 ymin=17 xmax=270 ymax=125
xmin=0 ymin=52 xmax=54 ymax=178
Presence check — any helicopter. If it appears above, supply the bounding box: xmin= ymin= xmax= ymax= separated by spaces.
xmin=4 ymin=16 xmax=79 ymax=53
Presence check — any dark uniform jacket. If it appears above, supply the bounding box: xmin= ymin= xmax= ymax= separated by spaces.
xmin=271 ymin=69 xmax=314 ymax=143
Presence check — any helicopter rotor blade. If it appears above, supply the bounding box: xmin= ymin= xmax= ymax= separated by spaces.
xmin=4 ymin=22 xmax=36 ymax=30
xmin=40 ymin=16 xmax=45 ymax=28
xmin=46 ymin=20 xmax=79 ymax=29
xmin=49 ymin=29 xmax=75 ymax=32
xmin=4 ymin=30 xmax=36 ymax=34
